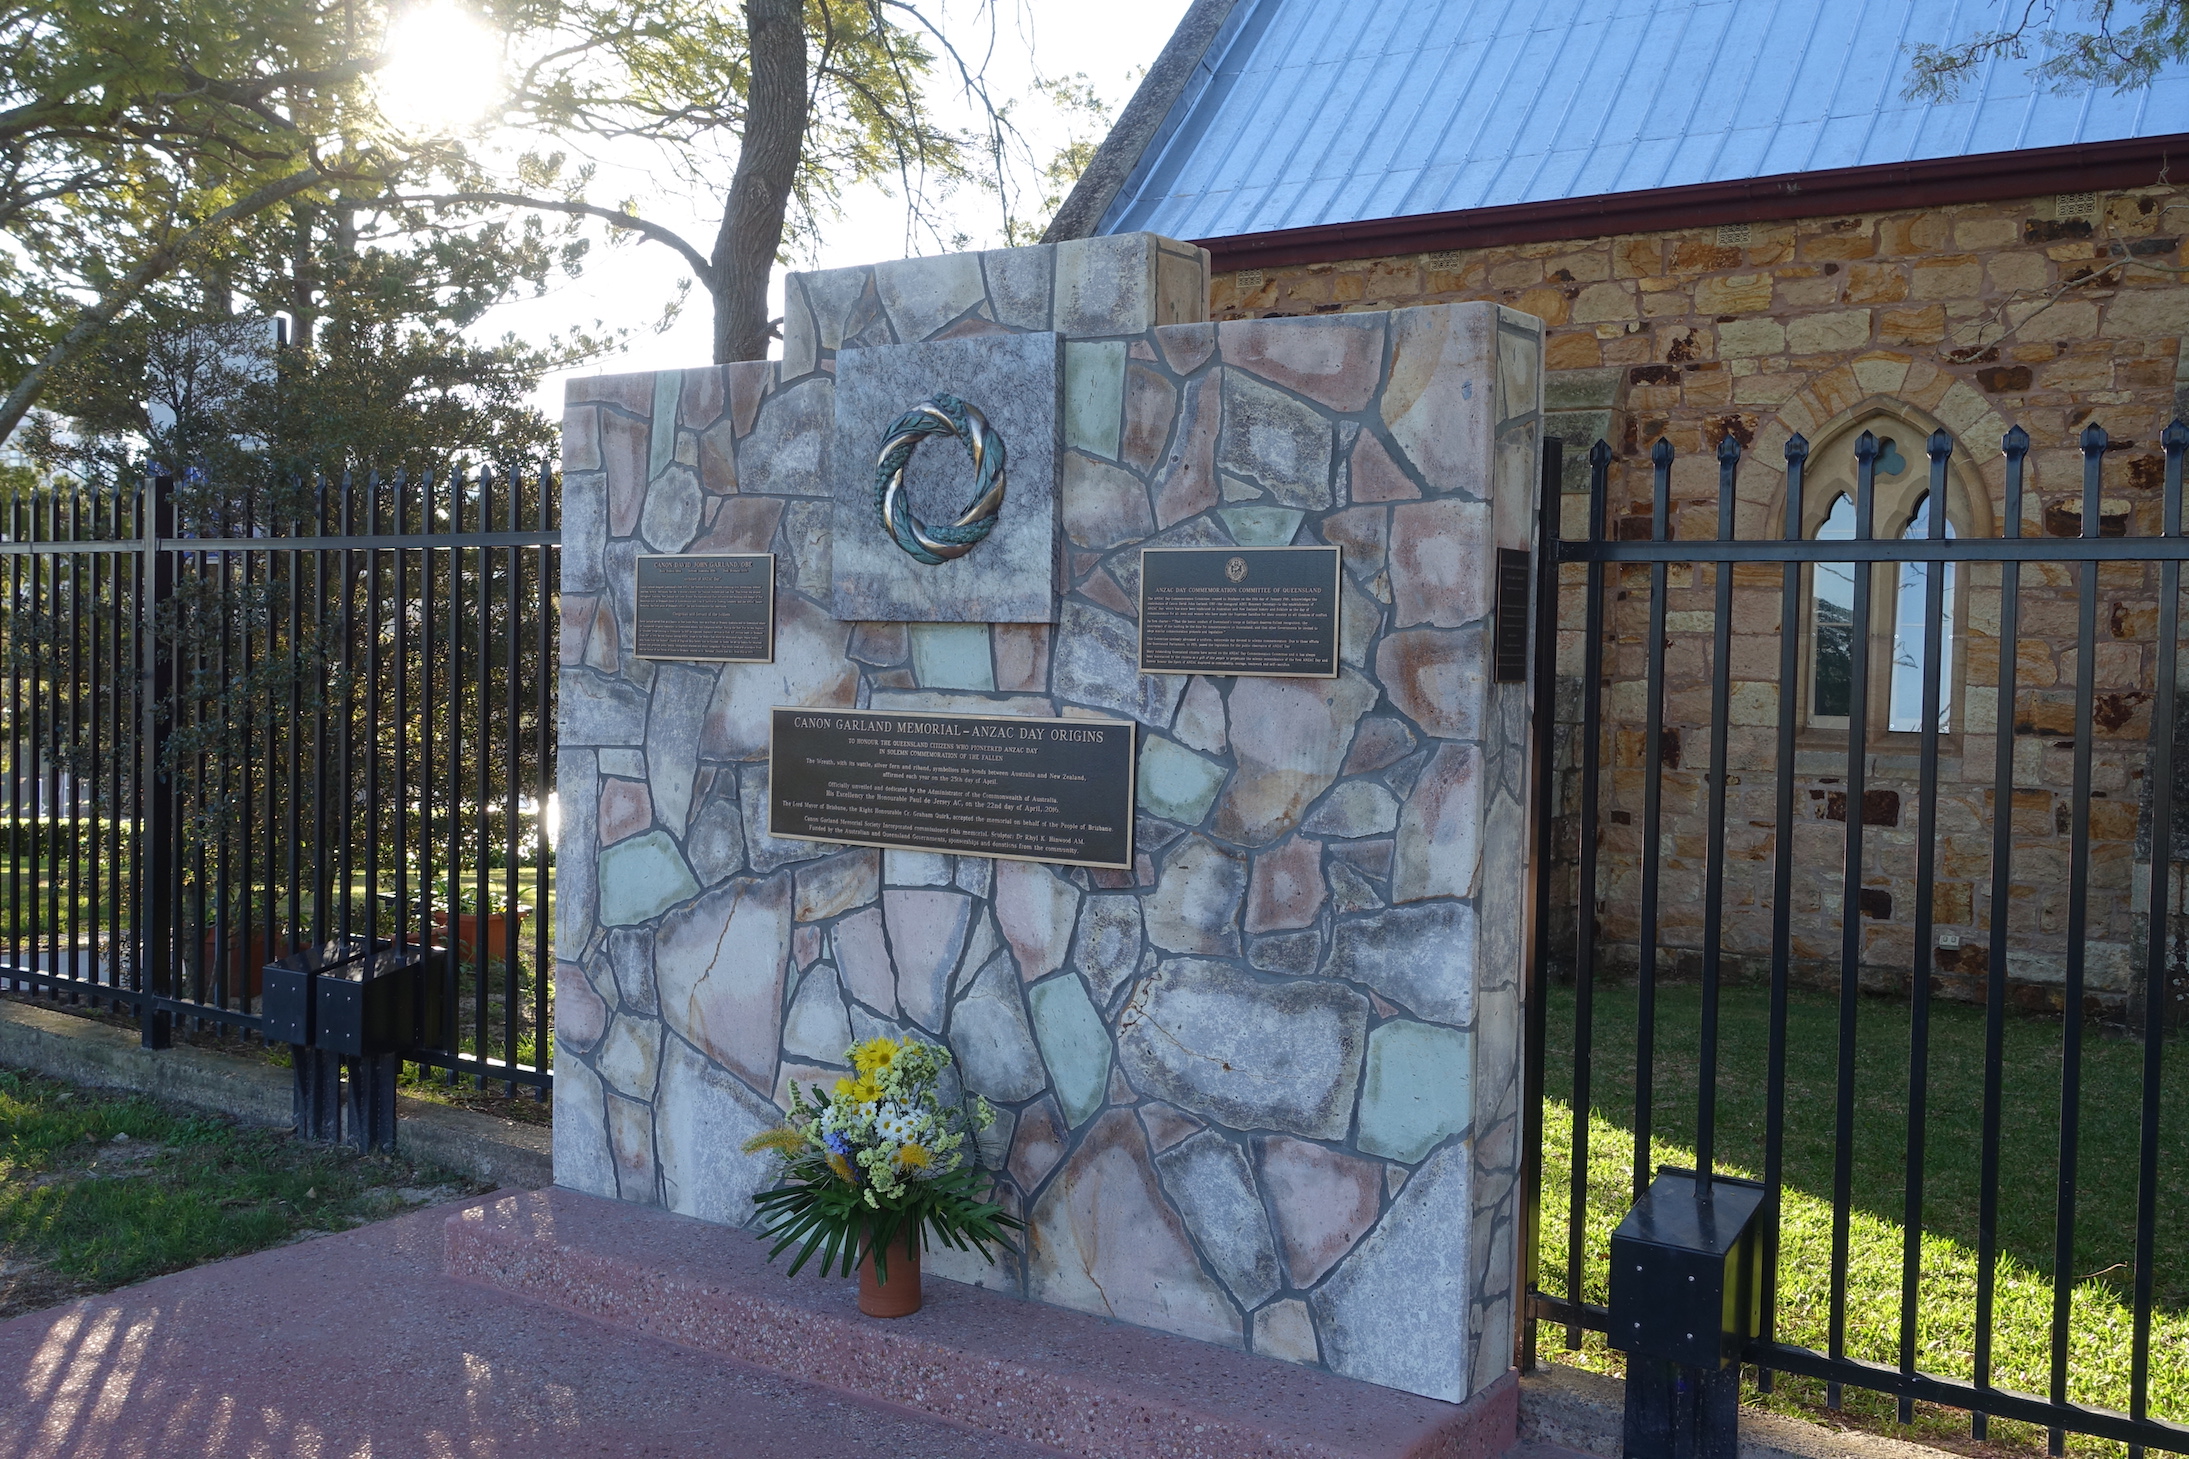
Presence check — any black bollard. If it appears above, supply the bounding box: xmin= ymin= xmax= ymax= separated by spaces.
xmin=1608 ymin=1168 xmax=1771 ymax=1459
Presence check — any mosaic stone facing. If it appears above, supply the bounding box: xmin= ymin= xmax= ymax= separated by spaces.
xmin=556 ymin=232 xmax=1541 ymax=1407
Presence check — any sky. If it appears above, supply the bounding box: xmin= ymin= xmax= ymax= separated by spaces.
xmin=467 ymin=0 xmax=1198 ymax=417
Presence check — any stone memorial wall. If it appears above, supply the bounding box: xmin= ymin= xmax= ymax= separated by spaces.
xmin=553 ymin=230 xmax=1544 ymax=1405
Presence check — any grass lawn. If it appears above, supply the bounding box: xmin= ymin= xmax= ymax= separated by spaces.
xmin=0 ymin=1064 xmax=486 ymax=1320
xmin=1537 ymin=980 xmax=2188 ymax=1457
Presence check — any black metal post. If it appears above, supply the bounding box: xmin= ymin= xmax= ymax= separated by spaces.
xmin=137 ymin=475 xmax=174 ymax=1049
xmin=1624 ymin=1359 xmax=1742 ymax=1459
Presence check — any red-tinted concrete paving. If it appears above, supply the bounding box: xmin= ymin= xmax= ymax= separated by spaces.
xmin=448 ymin=1187 xmax=1517 ymax=1459
xmin=0 ymin=1193 xmax=1067 ymax=1459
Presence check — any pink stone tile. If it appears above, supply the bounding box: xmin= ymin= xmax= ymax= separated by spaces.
xmin=1025 ymin=1111 xmax=1239 ymax=1348
xmin=689 ymin=495 xmax=785 ymax=554
xmin=1256 ymin=1136 xmax=1384 ymax=1288
xmin=600 ymin=410 xmax=649 ymax=537
xmin=1009 ymin=1093 xmax=1069 ymax=1190
xmin=1349 ymin=432 xmax=1421 ymax=502
xmin=1121 ymin=363 xmax=1177 ymax=474
xmin=563 ymin=405 xmax=602 ymax=472
xmin=699 ymin=418 xmax=738 ymax=494
xmin=598 ymin=777 xmax=653 ymax=846
xmin=681 ymin=367 xmax=727 ymax=431
xmin=1137 ymin=1102 xmax=1203 ymax=1153
xmin=607 ymin=1093 xmax=656 ymax=1194
xmin=774 ymin=1060 xmax=842 ymax=1111
xmin=1129 ymin=340 xmax=1157 ymax=361
xmin=558 ymin=961 xmax=607 ymax=1050
xmin=995 ymin=861 xmax=1078 ymax=981
xmin=1394 ymin=743 xmax=1482 ymax=904
xmin=834 ymin=905 xmax=897 ymax=1015
xmin=1341 ymin=717 xmax=1416 ymax=775
xmin=1320 ymin=505 xmax=1389 ymax=575
xmin=655 ymin=876 xmax=792 ymax=1095
xmin=729 ymin=361 xmax=771 ymax=436
xmin=1389 ymin=500 xmax=1491 ymax=630
xmin=993 ymin=624 xmax=1052 ymax=692
xmin=567 ymin=372 xmax=655 ymax=410
xmin=1376 ymin=628 xmax=1484 ymax=741
xmin=1381 ymin=306 xmax=1495 ymax=495
xmin=584 ymin=599 xmax=620 ymax=674
xmin=559 ymin=594 xmax=595 ymax=666
xmin=1107 ymin=1067 xmax=1138 ymax=1105
xmin=792 ymin=924 xmax=822 ymax=970
xmin=1218 ymin=315 xmax=1385 ymax=412
xmin=1153 ymin=375 xmax=1218 ymax=528
xmin=1155 ymin=322 xmax=1216 ymax=375
xmin=1245 ymin=836 xmax=1326 ymax=934
xmin=1077 ymin=568 xmax=1136 ymax=618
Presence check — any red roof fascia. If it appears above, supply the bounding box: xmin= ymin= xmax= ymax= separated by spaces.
xmin=1195 ymin=133 xmax=2189 ymax=271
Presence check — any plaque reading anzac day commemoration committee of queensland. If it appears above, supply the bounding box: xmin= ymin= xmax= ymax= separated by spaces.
xmin=1138 ymin=545 xmax=1341 ymax=678
xmin=633 ymin=553 xmax=775 ymax=662
xmin=768 ymin=708 xmax=1134 ymax=869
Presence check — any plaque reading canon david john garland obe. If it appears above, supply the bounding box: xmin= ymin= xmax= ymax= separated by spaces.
xmin=634 ymin=553 xmax=775 ymax=662
xmin=768 ymin=708 xmax=1134 ymax=869
xmin=1138 ymin=545 xmax=1341 ymax=678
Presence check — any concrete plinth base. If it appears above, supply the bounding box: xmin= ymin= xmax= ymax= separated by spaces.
xmin=445 ymin=1187 xmax=1520 ymax=1459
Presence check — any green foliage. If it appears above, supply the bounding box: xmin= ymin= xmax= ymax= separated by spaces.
xmin=1906 ymin=1 xmax=2189 ymax=99
xmin=0 ymin=1065 xmax=479 ymax=1292
xmin=1539 ymin=980 xmax=2189 ymax=1451
xmin=742 ymin=1035 xmax=1021 ymax=1282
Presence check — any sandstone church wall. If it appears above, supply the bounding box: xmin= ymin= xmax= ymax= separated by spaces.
xmin=551 ymin=231 xmax=1545 ymax=1404
xmin=1209 ymin=190 xmax=2189 ymax=1006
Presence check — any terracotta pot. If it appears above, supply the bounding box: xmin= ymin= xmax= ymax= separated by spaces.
xmin=197 ymin=928 xmax=287 ymax=999
xmin=856 ymin=1228 xmax=922 ymax=1318
xmin=431 ymin=907 xmax=531 ymax=964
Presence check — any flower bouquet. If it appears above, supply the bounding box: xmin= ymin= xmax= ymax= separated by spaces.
xmin=741 ymin=1034 xmax=1021 ymax=1317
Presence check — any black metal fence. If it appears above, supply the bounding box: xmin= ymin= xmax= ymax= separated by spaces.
xmin=0 ymin=467 xmax=559 ymax=1095
xmin=1524 ymin=422 xmax=2189 ymax=1454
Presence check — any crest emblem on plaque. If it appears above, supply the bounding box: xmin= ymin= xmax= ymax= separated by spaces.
xmin=1226 ymin=556 xmax=1249 ymax=583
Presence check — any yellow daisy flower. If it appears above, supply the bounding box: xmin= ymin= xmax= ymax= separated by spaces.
xmin=850 ymin=1036 xmax=901 ymax=1075
xmin=895 ymin=1142 xmax=932 ymax=1171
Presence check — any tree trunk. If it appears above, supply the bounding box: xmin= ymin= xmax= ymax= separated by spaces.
xmin=712 ymin=0 xmax=808 ymax=364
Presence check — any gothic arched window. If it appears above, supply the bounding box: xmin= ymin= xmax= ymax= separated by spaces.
xmin=1800 ymin=417 xmax=1981 ymax=737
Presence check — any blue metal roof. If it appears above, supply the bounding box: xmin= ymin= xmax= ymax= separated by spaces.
xmin=1098 ymin=0 xmax=2189 ymax=240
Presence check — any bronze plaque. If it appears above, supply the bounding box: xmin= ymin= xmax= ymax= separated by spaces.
xmin=634 ymin=553 xmax=774 ymax=662
xmin=1138 ymin=546 xmax=1341 ymax=678
xmin=768 ymin=707 xmax=1134 ymax=869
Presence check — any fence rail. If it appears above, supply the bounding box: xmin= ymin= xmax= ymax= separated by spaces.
xmin=0 ymin=467 xmax=559 ymax=1094
xmin=1525 ymin=420 xmax=2189 ymax=1456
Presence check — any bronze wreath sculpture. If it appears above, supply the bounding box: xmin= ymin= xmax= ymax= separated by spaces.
xmin=872 ymin=393 xmax=1007 ymax=565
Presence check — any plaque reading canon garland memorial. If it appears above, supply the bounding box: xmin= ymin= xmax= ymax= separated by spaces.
xmin=1138 ymin=545 xmax=1342 ymax=678
xmin=634 ymin=553 xmax=775 ymax=662
xmin=768 ymin=708 xmax=1134 ymax=869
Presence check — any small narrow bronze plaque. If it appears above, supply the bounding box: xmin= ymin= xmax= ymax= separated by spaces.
xmin=768 ymin=707 xmax=1134 ymax=869
xmin=634 ymin=553 xmax=775 ymax=662
xmin=1138 ymin=545 xmax=1342 ymax=678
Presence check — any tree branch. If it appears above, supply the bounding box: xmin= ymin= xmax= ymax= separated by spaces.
xmin=405 ymin=190 xmax=716 ymax=285
xmin=0 ymin=165 xmax=328 ymax=445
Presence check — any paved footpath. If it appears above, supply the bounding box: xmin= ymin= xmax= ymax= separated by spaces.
xmin=0 ymin=1196 xmax=1064 ymax=1459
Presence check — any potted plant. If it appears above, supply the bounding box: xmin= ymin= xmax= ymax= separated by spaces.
xmin=428 ymin=875 xmax=532 ymax=965
xmin=742 ymin=1034 xmax=1020 ymax=1318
